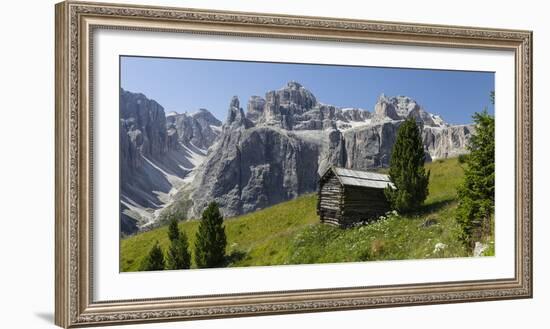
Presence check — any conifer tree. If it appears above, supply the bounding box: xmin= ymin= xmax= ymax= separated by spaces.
xmin=167 ymin=216 xmax=180 ymax=242
xmin=385 ymin=118 xmax=430 ymax=213
xmin=194 ymin=202 xmax=227 ymax=268
xmin=166 ymin=218 xmax=191 ymax=270
xmin=456 ymin=109 xmax=495 ymax=245
xmin=141 ymin=241 xmax=165 ymax=271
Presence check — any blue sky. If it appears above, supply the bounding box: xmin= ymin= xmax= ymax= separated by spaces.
xmin=121 ymin=56 xmax=494 ymax=125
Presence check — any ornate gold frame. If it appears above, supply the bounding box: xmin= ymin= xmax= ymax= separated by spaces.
xmin=55 ymin=1 xmax=533 ymax=327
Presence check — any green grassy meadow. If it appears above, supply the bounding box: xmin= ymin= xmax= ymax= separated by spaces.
xmin=120 ymin=157 xmax=494 ymax=272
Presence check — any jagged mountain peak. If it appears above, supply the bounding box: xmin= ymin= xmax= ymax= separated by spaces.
xmin=167 ymin=108 xmax=221 ymax=126
xmin=283 ymin=80 xmax=304 ymax=90
xmin=119 ymin=90 xmax=225 ymax=235
xmin=226 ymin=95 xmax=253 ymax=129
xmin=241 ymin=82 xmax=373 ymax=131
xmin=191 ymin=108 xmax=222 ymax=127
xmin=376 ymin=93 xmax=421 ymax=115
xmin=269 ymin=81 xmax=317 ymax=108
xmin=229 ymin=95 xmax=240 ymax=109
xmin=192 ymin=108 xmax=212 ymax=115
xmin=378 ymin=93 xmax=416 ymax=103
xmin=374 ymin=93 xmax=447 ymax=127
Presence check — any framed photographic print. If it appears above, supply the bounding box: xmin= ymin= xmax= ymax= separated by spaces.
xmin=55 ymin=1 xmax=532 ymax=327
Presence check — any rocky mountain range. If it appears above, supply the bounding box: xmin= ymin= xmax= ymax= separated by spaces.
xmin=119 ymin=89 xmax=221 ymax=234
xmin=119 ymin=82 xmax=473 ymax=235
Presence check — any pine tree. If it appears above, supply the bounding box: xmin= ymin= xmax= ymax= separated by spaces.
xmin=167 ymin=217 xmax=180 ymax=242
xmin=166 ymin=218 xmax=191 ymax=270
xmin=456 ymin=110 xmax=495 ymax=246
xmin=385 ymin=118 xmax=430 ymax=213
xmin=194 ymin=202 xmax=227 ymax=268
xmin=141 ymin=241 xmax=165 ymax=271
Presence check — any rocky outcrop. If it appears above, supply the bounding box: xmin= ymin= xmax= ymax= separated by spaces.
xmin=248 ymin=81 xmax=372 ymax=131
xmin=119 ymin=89 xmax=222 ymax=235
xmin=120 ymin=89 xmax=169 ymax=162
xmin=423 ymin=125 xmax=473 ymax=159
xmin=190 ymin=126 xmax=320 ymax=217
xmin=373 ymin=94 xmax=448 ymax=128
xmin=226 ymin=96 xmax=253 ymax=130
xmin=340 ymin=108 xmax=372 ymax=122
xmin=166 ymin=108 xmax=222 ymax=150
xmin=373 ymin=94 xmax=401 ymax=121
xmin=246 ymin=96 xmax=266 ymax=122
xmin=318 ymin=128 xmax=347 ymax=175
xmin=189 ymin=96 xmax=319 ymax=217
xmin=119 ymin=89 xmax=171 ymax=234
xmin=255 ymin=81 xmax=318 ymax=129
xmin=343 ymin=121 xmax=403 ymax=169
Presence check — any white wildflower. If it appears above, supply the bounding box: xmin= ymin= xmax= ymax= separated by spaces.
xmin=433 ymin=242 xmax=447 ymax=254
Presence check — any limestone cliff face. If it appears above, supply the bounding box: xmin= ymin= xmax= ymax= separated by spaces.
xmin=119 ymin=90 xmax=170 ymax=234
xmin=318 ymin=128 xmax=347 ymax=176
xmin=342 ymin=121 xmax=404 ymax=169
xmin=254 ymin=81 xmax=317 ymax=129
xmin=423 ymin=125 xmax=473 ymax=159
xmin=166 ymin=109 xmax=222 ymax=150
xmin=189 ymin=125 xmax=320 ymax=217
xmin=189 ymin=95 xmax=320 ymax=217
xmin=373 ymin=94 xmax=448 ymax=128
xmin=249 ymin=81 xmax=372 ymax=131
xmin=118 ymin=89 xmax=221 ymax=235
xmin=120 ymin=89 xmax=169 ymax=165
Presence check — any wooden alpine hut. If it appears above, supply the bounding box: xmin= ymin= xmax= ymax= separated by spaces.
xmin=317 ymin=167 xmax=393 ymax=227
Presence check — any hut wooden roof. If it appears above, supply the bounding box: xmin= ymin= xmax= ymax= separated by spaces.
xmin=327 ymin=167 xmax=394 ymax=189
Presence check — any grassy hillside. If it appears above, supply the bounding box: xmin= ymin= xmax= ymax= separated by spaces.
xmin=121 ymin=194 xmax=319 ymax=271
xmin=121 ymin=157 xmax=492 ymax=272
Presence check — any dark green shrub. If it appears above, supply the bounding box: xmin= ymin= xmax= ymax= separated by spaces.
xmin=456 ymin=110 xmax=495 ymax=246
xmin=141 ymin=241 xmax=165 ymax=271
xmin=385 ymin=118 xmax=430 ymax=213
xmin=194 ymin=202 xmax=227 ymax=268
xmin=166 ymin=218 xmax=191 ymax=270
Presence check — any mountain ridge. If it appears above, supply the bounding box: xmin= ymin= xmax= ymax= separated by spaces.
xmin=119 ymin=89 xmax=222 ymax=234
xmin=119 ymin=82 xmax=473 ymax=235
